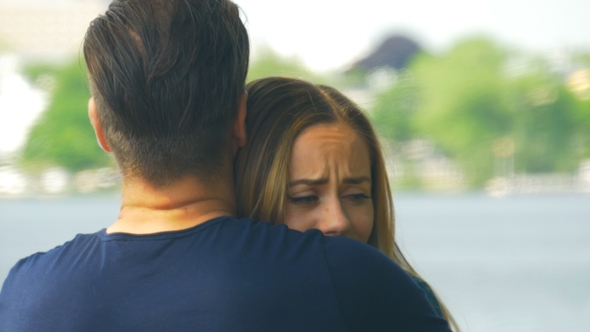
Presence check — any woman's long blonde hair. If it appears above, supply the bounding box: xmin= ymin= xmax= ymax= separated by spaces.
xmin=235 ymin=77 xmax=458 ymax=330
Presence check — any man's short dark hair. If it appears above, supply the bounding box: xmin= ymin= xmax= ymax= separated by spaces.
xmin=83 ymin=0 xmax=249 ymax=186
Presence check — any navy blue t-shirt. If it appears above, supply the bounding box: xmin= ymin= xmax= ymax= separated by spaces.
xmin=0 ymin=217 xmax=450 ymax=331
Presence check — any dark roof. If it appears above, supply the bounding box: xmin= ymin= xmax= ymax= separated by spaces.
xmin=354 ymin=35 xmax=421 ymax=71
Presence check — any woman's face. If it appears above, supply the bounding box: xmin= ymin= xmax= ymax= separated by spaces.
xmin=284 ymin=122 xmax=374 ymax=243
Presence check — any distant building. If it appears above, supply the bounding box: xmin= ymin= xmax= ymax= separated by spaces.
xmin=342 ymin=35 xmax=423 ymax=110
xmin=351 ymin=35 xmax=422 ymax=72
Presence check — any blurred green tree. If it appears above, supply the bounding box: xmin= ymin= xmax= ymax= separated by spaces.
xmin=20 ymin=60 xmax=111 ymax=172
xmin=371 ymin=71 xmax=420 ymax=142
xmin=371 ymin=38 xmax=588 ymax=187
xmin=393 ymin=39 xmax=513 ymax=186
xmin=508 ymin=66 xmax=580 ymax=173
xmin=568 ymin=53 xmax=590 ymax=160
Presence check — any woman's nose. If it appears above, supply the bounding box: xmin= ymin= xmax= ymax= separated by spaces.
xmin=320 ymin=199 xmax=350 ymax=237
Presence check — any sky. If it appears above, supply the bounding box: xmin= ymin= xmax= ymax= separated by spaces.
xmin=2 ymin=0 xmax=590 ymax=71
xmin=1 ymin=0 xmax=590 ymax=155
xmin=234 ymin=0 xmax=590 ymax=71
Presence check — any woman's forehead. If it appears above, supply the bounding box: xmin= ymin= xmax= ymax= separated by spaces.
xmin=289 ymin=123 xmax=371 ymax=180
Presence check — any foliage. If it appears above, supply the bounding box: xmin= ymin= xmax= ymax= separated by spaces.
xmin=14 ymin=42 xmax=590 ymax=190
xmin=20 ymin=60 xmax=112 ymax=172
xmin=508 ymin=76 xmax=580 ymax=174
xmin=370 ymin=38 xmax=590 ymax=187
xmin=371 ymin=71 xmax=420 ymax=142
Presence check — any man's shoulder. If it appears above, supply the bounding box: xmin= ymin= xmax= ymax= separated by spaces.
xmin=224 ymin=218 xmax=392 ymax=270
xmin=0 ymin=218 xmax=451 ymax=331
xmin=2 ymin=232 xmax=101 ymax=289
xmin=0 ymin=231 xmax=104 ymax=328
xmin=319 ymin=235 xmax=452 ymax=331
xmin=226 ymin=218 xmax=386 ymax=266
xmin=320 ymin=233 xmax=397 ymax=274
xmin=10 ymin=232 xmax=100 ymax=270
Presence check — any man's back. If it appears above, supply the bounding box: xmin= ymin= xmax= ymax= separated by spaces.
xmin=0 ymin=217 xmax=448 ymax=331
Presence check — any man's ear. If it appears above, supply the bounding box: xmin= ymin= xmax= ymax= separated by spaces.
xmin=88 ymin=97 xmax=111 ymax=152
xmin=231 ymin=91 xmax=248 ymax=154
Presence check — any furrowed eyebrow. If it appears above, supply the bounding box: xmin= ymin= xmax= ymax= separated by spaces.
xmin=289 ymin=178 xmax=329 ymax=187
xmin=288 ymin=176 xmax=371 ymax=187
xmin=342 ymin=176 xmax=371 ymax=185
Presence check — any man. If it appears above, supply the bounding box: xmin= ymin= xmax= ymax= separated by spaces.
xmin=0 ymin=0 xmax=451 ymax=330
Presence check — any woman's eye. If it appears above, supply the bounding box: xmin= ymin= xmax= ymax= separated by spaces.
xmin=288 ymin=195 xmax=319 ymax=205
xmin=345 ymin=193 xmax=371 ymax=202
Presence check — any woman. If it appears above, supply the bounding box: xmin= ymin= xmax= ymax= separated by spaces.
xmin=235 ymin=77 xmax=458 ymax=330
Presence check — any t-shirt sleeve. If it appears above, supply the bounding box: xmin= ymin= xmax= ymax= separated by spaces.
xmin=322 ymin=237 xmax=451 ymax=332
xmin=411 ymin=275 xmax=444 ymax=318
xmin=0 ymin=257 xmax=34 ymax=330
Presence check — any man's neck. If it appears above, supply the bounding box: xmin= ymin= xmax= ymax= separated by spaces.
xmin=107 ymin=173 xmax=236 ymax=235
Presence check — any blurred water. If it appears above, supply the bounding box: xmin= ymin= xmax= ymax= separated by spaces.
xmin=1 ymin=193 xmax=589 ymax=331
xmin=0 ymin=195 xmax=119 ymax=280
xmin=394 ymin=193 xmax=590 ymax=331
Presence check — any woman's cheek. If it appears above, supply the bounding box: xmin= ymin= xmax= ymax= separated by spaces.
xmin=353 ymin=203 xmax=374 ymax=243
